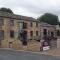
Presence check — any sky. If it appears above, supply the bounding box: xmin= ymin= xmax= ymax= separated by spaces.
xmin=0 ymin=0 xmax=60 ymax=20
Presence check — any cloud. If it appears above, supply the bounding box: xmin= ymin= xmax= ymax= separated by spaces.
xmin=0 ymin=0 xmax=60 ymax=20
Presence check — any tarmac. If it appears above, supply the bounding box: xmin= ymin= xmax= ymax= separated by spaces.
xmin=0 ymin=49 xmax=59 ymax=60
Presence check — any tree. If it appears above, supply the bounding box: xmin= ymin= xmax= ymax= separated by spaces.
xmin=58 ymin=22 xmax=60 ymax=26
xmin=38 ymin=13 xmax=59 ymax=25
xmin=0 ymin=7 xmax=13 ymax=13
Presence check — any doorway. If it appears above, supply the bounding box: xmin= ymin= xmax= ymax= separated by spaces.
xmin=51 ymin=32 xmax=54 ymax=37
xmin=43 ymin=29 xmax=47 ymax=37
xmin=9 ymin=42 xmax=13 ymax=48
xmin=20 ymin=31 xmax=27 ymax=46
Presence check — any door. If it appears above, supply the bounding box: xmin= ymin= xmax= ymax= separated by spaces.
xmin=22 ymin=31 xmax=27 ymax=45
xmin=9 ymin=42 xmax=13 ymax=48
xmin=51 ymin=32 xmax=54 ymax=37
xmin=43 ymin=29 xmax=47 ymax=36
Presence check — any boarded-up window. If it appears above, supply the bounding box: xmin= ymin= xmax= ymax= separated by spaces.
xmin=0 ymin=30 xmax=4 ymax=40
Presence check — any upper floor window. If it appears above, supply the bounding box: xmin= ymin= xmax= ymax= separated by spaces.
xmin=19 ymin=22 xmax=23 ymax=31
xmin=36 ymin=31 xmax=38 ymax=36
xmin=23 ymin=22 xmax=27 ymax=29
xmin=0 ymin=30 xmax=4 ymax=40
xmin=0 ymin=17 xmax=4 ymax=26
xmin=36 ymin=22 xmax=38 ymax=27
xmin=10 ymin=19 xmax=14 ymax=26
xmin=30 ymin=31 xmax=33 ymax=37
xmin=30 ymin=22 xmax=33 ymax=27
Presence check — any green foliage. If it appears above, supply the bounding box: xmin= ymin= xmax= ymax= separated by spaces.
xmin=38 ymin=13 xmax=59 ymax=25
xmin=0 ymin=7 xmax=13 ymax=13
xmin=58 ymin=22 xmax=60 ymax=26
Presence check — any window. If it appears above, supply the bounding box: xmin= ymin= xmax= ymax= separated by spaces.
xmin=0 ymin=30 xmax=4 ymax=40
xmin=30 ymin=22 xmax=33 ymax=27
xmin=0 ymin=17 xmax=4 ymax=26
xmin=23 ymin=22 xmax=27 ymax=29
xmin=36 ymin=22 xmax=38 ymax=27
xmin=51 ymin=32 xmax=54 ymax=37
xmin=10 ymin=19 xmax=14 ymax=26
xmin=9 ymin=42 xmax=12 ymax=48
xmin=19 ymin=22 xmax=23 ymax=32
xmin=10 ymin=30 xmax=14 ymax=38
xmin=57 ymin=30 xmax=60 ymax=36
xmin=30 ymin=31 xmax=33 ymax=36
xmin=36 ymin=31 xmax=38 ymax=36
xmin=43 ymin=29 xmax=47 ymax=36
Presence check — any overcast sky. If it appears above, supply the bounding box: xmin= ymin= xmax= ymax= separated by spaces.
xmin=0 ymin=0 xmax=60 ymax=20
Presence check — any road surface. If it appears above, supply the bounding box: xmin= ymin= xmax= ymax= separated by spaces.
xmin=0 ymin=49 xmax=59 ymax=60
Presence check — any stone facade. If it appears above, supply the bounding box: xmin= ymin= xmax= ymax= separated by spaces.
xmin=0 ymin=11 xmax=57 ymax=51
xmin=0 ymin=11 xmax=41 ymax=50
xmin=40 ymin=22 xmax=56 ymax=39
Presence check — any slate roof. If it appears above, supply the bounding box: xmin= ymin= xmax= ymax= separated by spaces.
xmin=0 ymin=11 xmax=39 ymax=22
xmin=40 ymin=22 xmax=56 ymax=28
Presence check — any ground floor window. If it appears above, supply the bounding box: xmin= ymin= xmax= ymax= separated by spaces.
xmin=0 ymin=30 xmax=4 ymax=40
xmin=36 ymin=31 xmax=38 ymax=36
xmin=10 ymin=30 xmax=14 ymax=38
xmin=30 ymin=31 xmax=33 ymax=37
xmin=57 ymin=30 xmax=60 ymax=36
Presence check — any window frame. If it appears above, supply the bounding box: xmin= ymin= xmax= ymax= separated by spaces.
xmin=10 ymin=18 xmax=14 ymax=26
xmin=36 ymin=31 xmax=38 ymax=36
xmin=0 ymin=30 xmax=4 ymax=40
xmin=36 ymin=22 xmax=38 ymax=27
xmin=0 ymin=16 xmax=4 ymax=26
xmin=30 ymin=22 xmax=33 ymax=27
xmin=10 ymin=30 xmax=14 ymax=38
xmin=23 ymin=22 xmax=27 ymax=29
xmin=30 ymin=31 xmax=33 ymax=37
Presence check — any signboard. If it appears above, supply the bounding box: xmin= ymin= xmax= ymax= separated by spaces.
xmin=43 ymin=46 xmax=50 ymax=50
xmin=42 ymin=41 xmax=50 ymax=51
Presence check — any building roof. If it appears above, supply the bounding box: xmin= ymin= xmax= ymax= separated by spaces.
xmin=40 ymin=22 xmax=56 ymax=28
xmin=0 ymin=11 xmax=39 ymax=22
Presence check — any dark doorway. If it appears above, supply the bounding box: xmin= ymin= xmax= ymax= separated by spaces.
xmin=51 ymin=32 xmax=54 ymax=37
xmin=20 ymin=31 xmax=27 ymax=46
xmin=43 ymin=29 xmax=47 ymax=36
xmin=22 ymin=31 xmax=27 ymax=45
xmin=9 ymin=42 xmax=12 ymax=48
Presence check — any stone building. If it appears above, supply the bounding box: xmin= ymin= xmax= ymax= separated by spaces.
xmin=56 ymin=25 xmax=60 ymax=38
xmin=0 ymin=11 xmax=40 ymax=49
xmin=40 ymin=22 xmax=56 ymax=39
xmin=0 ymin=11 xmax=57 ymax=50
xmin=40 ymin=22 xmax=57 ymax=49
